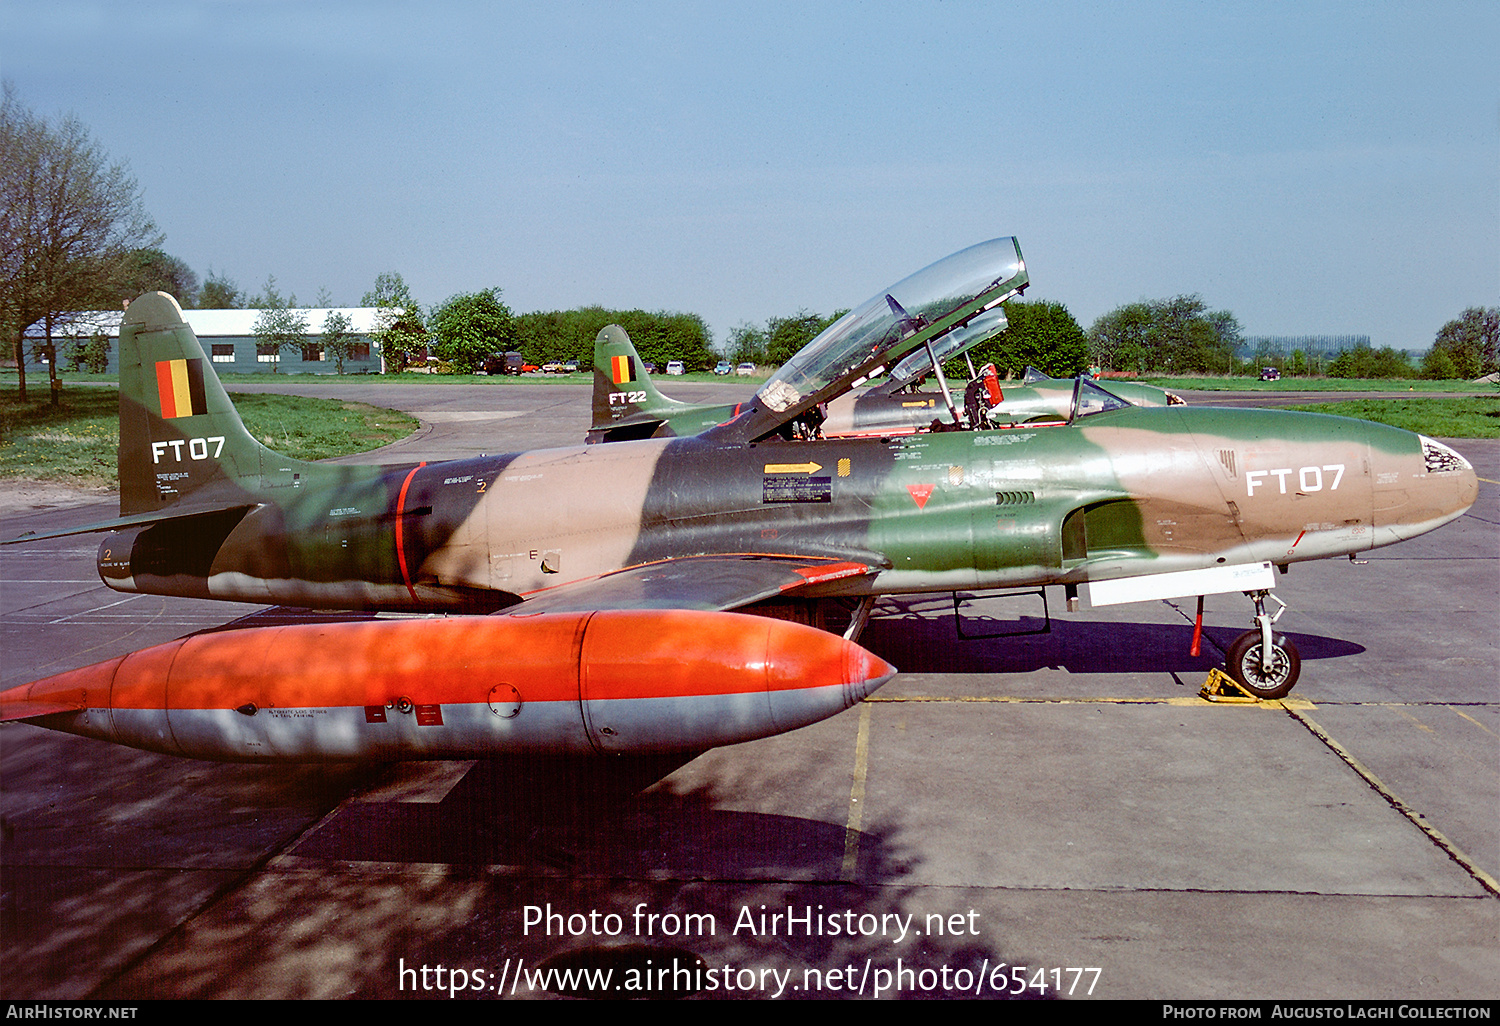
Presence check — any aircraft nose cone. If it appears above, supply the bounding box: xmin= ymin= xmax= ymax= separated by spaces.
xmin=1368 ymin=433 xmax=1476 ymax=546
xmin=1419 ymin=435 xmax=1479 ymax=519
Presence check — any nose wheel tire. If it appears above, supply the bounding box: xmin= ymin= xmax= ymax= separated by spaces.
xmin=1224 ymin=630 xmax=1300 ymax=699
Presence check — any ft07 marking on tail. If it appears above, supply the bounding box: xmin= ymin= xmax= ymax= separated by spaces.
xmin=150 ymin=436 xmax=226 ymax=463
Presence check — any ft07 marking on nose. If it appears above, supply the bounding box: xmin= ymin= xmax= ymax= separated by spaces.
xmin=1246 ymin=464 xmax=1344 ymax=496
xmin=151 ymin=436 xmax=226 ymax=463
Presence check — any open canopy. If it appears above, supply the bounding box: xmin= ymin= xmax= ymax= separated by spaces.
xmin=721 ymin=237 xmax=1027 ymax=441
xmin=881 ymin=305 xmax=1010 ymax=391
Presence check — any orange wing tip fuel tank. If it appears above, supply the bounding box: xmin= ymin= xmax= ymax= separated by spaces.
xmin=0 ymin=610 xmax=895 ymax=761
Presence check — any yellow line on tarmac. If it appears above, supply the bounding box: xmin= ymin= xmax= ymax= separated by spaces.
xmin=841 ymin=702 xmax=873 ymax=881
xmin=1394 ymin=707 xmax=1437 ymax=733
xmin=866 ymin=694 xmax=1266 ymax=707
xmin=858 ymin=692 xmax=1497 ymax=895
xmin=1448 ymin=706 xmax=1496 ymax=737
xmin=1284 ymin=705 xmax=1500 ymax=898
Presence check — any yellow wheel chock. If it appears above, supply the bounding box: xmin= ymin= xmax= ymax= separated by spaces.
xmin=1199 ymin=667 xmax=1264 ymax=703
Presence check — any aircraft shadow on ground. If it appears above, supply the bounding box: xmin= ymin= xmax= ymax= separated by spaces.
xmin=192 ymin=603 xmax=1364 ymax=680
xmin=292 ymin=755 xmax=879 ymax=878
xmin=104 ymin=756 xmax=1035 ymax=1000
xmin=0 ymin=734 xmax=382 ymax=999
xmin=861 ymin=596 xmax=1364 ymax=676
xmin=200 ymin=602 xmax=1366 ymax=679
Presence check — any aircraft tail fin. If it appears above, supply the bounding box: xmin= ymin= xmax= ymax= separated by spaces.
xmin=117 ymin=292 xmax=319 ymax=515
xmin=589 ymin=324 xmax=691 ymax=435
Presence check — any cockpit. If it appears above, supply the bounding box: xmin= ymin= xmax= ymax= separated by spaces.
xmin=714 ymin=237 xmax=1172 ymax=444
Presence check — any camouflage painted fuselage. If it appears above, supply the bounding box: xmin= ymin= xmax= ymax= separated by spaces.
xmin=100 ymin=403 xmax=1477 ymax=614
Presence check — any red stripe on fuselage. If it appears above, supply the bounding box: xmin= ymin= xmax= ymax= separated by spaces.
xmin=394 ymin=463 xmax=426 ymax=601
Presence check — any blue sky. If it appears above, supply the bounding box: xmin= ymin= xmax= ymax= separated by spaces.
xmin=3 ymin=1 xmax=1496 ymax=352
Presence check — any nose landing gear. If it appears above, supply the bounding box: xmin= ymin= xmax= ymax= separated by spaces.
xmin=1222 ymin=589 xmax=1300 ymax=699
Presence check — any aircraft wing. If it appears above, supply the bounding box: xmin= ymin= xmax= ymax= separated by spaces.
xmin=511 ymin=554 xmax=877 ymax=615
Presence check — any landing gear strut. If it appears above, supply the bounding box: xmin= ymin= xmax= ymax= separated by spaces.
xmin=1223 ymin=589 xmax=1300 ymax=699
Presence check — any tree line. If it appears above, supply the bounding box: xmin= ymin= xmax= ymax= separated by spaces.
xmin=1087 ymin=296 xmax=1242 ymax=375
xmin=1421 ymin=308 xmax=1498 ymax=380
xmin=727 ymin=311 xmax=848 ymax=367
xmin=1084 ymin=296 xmax=1497 ymax=380
xmin=356 ymin=274 xmax=718 ymax=374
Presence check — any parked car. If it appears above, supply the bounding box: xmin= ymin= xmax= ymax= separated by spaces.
xmin=541 ymin=360 xmax=567 ymax=373
xmin=1260 ymin=367 xmax=1281 ymax=381
xmin=714 ymin=360 xmax=732 ymax=375
xmin=481 ymin=352 xmax=524 ymax=375
xmin=736 ymin=362 xmax=756 ymax=376
xmin=666 ymin=360 xmax=685 ymax=375
xmin=563 ymin=359 xmax=579 ymax=373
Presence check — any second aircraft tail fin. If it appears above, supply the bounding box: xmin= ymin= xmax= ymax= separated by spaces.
xmin=589 ymin=324 xmax=693 ymax=439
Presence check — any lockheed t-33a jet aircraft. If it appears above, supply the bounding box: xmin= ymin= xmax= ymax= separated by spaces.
xmin=0 ymin=238 xmax=1477 ymax=766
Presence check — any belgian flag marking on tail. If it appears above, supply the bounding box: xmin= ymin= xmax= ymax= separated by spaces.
xmin=611 ymin=354 xmax=635 ymax=385
xmin=155 ymin=358 xmax=207 ymax=419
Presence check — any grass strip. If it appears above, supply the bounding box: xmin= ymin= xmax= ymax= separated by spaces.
xmin=1271 ymin=397 xmax=1500 ymax=438
xmin=0 ymin=385 xmax=418 ymax=489
xmin=1146 ymin=376 xmax=1496 ymax=393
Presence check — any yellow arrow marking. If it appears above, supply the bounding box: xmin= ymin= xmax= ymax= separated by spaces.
xmin=764 ymin=462 xmax=822 ymax=474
